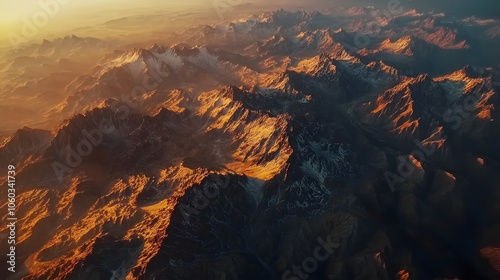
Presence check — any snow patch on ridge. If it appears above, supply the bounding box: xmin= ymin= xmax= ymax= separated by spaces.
xmin=186 ymin=47 xmax=221 ymax=70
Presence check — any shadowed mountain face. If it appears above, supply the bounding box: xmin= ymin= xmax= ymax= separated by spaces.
xmin=1 ymin=7 xmax=500 ymax=280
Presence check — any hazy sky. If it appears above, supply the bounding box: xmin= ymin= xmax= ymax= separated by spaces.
xmin=0 ymin=0 xmax=210 ymax=23
xmin=0 ymin=0 xmax=215 ymax=47
xmin=0 ymin=0 xmax=498 ymax=48
xmin=1 ymin=0 xmax=497 ymax=24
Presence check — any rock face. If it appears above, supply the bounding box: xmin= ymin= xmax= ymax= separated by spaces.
xmin=0 ymin=127 xmax=52 ymax=168
xmin=1 ymin=8 xmax=500 ymax=280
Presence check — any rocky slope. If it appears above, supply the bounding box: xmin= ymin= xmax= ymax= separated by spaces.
xmin=0 ymin=8 xmax=500 ymax=280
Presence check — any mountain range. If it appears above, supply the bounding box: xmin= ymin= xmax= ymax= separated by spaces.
xmin=1 ymin=7 xmax=500 ymax=280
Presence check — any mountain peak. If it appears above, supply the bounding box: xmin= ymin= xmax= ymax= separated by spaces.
xmin=379 ymin=36 xmax=431 ymax=56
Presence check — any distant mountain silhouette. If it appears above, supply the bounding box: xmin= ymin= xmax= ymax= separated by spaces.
xmin=344 ymin=0 xmax=499 ymax=18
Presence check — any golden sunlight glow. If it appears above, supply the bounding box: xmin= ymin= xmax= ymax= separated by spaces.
xmin=0 ymin=0 xmax=213 ymax=47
